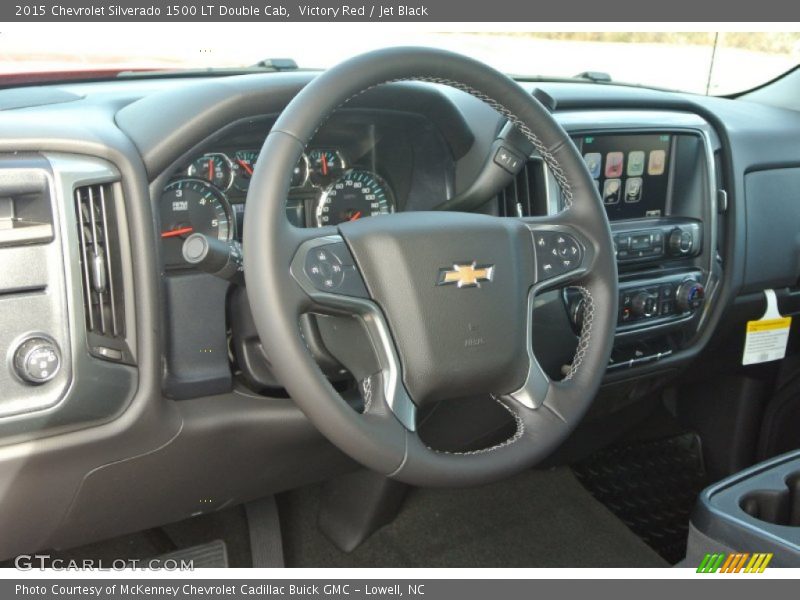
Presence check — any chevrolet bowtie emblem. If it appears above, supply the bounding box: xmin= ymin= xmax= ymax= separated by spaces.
xmin=437 ymin=263 xmax=495 ymax=288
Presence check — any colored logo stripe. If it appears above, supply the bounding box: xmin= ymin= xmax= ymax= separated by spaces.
xmin=745 ymin=553 xmax=773 ymax=573
xmin=697 ymin=553 xmax=725 ymax=573
xmin=697 ymin=552 xmax=773 ymax=573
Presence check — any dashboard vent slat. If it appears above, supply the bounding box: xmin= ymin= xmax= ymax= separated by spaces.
xmin=75 ymin=183 xmax=125 ymax=339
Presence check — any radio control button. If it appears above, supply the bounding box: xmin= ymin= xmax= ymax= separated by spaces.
xmin=535 ymin=231 xmax=582 ymax=280
xmin=668 ymin=228 xmax=694 ymax=256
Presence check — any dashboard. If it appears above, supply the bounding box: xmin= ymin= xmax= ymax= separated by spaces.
xmin=1 ymin=69 xmax=800 ymax=558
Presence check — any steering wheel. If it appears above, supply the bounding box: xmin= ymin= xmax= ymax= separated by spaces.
xmin=243 ymin=47 xmax=617 ymax=487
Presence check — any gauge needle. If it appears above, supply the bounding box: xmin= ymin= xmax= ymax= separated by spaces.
xmin=236 ymin=159 xmax=254 ymax=176
xmin=208 ymin=158 xmax=214 ymax=181
xmin=321 ymin=153 xmax=328 ymax=176
xmin=349 ymin=211 xmax=362 ymax=221
xmin=161 ymin=226 xmax=194 ymax=238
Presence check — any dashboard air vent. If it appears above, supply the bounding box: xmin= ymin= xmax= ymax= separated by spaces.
xmin=75 ymin=183 xmax=125 ymax=339
xmin=498 ymin=158 xmax=547 ymax=217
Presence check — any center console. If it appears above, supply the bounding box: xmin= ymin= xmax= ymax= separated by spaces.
xmin=556 ymin=120 xmax=721 ymax=375
xmin=688 ymin=450 xmax=800 ymax=567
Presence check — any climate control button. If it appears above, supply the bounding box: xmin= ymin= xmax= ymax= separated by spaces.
xmin=631 ymin=292 xmax=659 ymax=318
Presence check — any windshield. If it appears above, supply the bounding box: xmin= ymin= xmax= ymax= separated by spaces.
xmin=1 ymin=26 xmax=798 ymax=95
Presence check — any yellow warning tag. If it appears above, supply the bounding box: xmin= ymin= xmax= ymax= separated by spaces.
xmin=743 ymin=290 xmax=791 ymax=365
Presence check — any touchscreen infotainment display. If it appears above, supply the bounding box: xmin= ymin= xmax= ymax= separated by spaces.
xmin=574 ymin=133 xmax=672 ymax=221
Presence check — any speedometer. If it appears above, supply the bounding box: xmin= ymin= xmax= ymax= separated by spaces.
xmin=315 ymin=169 xmax=394 ymax=227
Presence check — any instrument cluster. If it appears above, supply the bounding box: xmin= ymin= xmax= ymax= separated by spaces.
xmin=160 ymin=147 xmax=396 ymax=268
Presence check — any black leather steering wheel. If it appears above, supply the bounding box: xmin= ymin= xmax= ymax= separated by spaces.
xmin=243 ymin=47 xmax=618 ymax=487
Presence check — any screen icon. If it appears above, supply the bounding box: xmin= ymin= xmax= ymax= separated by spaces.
xmin=603 ymin=178 xmax=621 ymax=204
xmin=605 ymin=152 xmax=624 ymax=178
xmin=583 ymin=153 xmax=602 ymax=179
xmin=625 ymin=177 xmax=643 ymax=203
xmin=627 ymin=151 xmax=645 ymax=176
xmin=648 ymin=150 xmax=666 ymax=176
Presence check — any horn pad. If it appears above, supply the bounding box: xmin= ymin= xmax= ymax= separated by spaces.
xmin=339 ymin=212 xmax=534 ymax=406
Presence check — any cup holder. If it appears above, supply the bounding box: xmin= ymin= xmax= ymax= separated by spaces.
xmin=740 ymin=472 xmax=800 ymax=526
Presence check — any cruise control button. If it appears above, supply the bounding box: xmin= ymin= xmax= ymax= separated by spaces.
xmin=321 ymin=241 xmax=356 ymax=267
xmin=303 ymin=242 xmax=368 ymax=297
xmin=305 ymin=245 xmax=346 ymax=290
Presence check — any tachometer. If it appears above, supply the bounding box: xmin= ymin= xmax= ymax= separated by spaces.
xmin=315 ymin=169 xmax=394 ymax=227
xmin=187 ymin=152 xmax=234 ymax=190
xmin=160 ymin=178 xmax=234 ymax=266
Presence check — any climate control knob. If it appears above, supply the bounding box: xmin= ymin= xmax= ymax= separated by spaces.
xmin=676 ymin=281 xmax=705 ymax=312
xmin=13 ymin=336 xmax=61 ymax=385
xmin=631 ymin=292 xmax=659 ymax=318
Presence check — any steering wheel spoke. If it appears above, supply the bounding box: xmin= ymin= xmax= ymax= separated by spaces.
xmin=503 ymin=216 xmax=597 ymax=410
xmin=289 ymin=233 xmax=417 ymax=432
xmin=504 ymin=288 xmax=553 ymax=410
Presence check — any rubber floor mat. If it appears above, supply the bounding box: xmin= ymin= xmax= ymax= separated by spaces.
xmin=572 ymin=433 xmax=707 ymax=564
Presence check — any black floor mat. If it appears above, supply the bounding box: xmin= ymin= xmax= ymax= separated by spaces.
xmin=572 ymin=432 xmax=707 ymax=565
xmin=280 ymin=467 xmax=667 ymax=568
